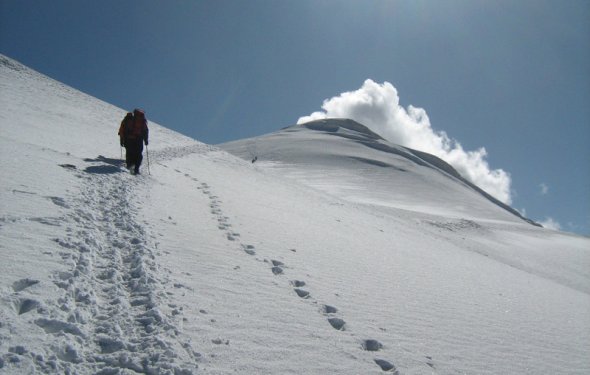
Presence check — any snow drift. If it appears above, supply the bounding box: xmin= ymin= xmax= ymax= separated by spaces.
xmin=1 ymin=54 xmax=589 ymax=374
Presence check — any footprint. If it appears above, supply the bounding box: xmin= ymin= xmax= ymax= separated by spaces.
xmin=16 ymin=298 xmax=40 ymax=315
xmin=12 ymin=278 xmax=40 ymax=292
xmin=374 ymin=359 xmax=397 ymax=373
xmin=327 ymin=317 xmax=346 ymax=330
xmin=362 ymin=339 xmax=383 ymax=351
xmin=294 ymin=289 xmax=310 ymax=299
xmin=271 ymin=260 xmax=284 ymax=267
xmin=322 ymin=305 xmax=338 ymax=314
xmin=242 ymin=245 xmax=255 ymax=255
xmin=291 ymin=280 xmax=306 ymax=288
xmin=270 ymin=260 xmax=285 ymax=275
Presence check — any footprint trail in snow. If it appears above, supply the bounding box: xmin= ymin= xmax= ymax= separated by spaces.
xmin=174 ymin=169 xmax=399 ymax=373
xmin=1 ymin=159 xmax=199 ymax=373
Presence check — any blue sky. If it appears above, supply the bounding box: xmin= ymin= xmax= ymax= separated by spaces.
xmin=1 ymin=0 xmax=589 ymax=235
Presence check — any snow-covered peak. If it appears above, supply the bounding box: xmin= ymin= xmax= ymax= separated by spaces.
xmin=221 ymin=119 xmax=536 ymax=226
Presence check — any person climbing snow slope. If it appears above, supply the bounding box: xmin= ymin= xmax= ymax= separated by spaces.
xmin=118 ymin=109 xmax=149 ymax=175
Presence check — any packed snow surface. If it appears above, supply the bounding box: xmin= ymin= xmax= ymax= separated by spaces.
xmin=1 ymin=54 xmax=589 ymax=374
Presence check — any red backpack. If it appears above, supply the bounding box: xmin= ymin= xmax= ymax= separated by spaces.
xmin=126 ymin=109 xmax=147 ymax=140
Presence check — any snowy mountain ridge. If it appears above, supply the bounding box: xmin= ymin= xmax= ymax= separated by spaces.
xmin=250 ymin=118 xmax=538 ymax=227
xmin=220 ymin=119 xmax=536 ymax=227
xmin=1 ymin=54 xmax=589 ymax=374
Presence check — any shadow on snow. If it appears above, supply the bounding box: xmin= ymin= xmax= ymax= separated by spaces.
xmin=83 ymin=155 xmax=124 ymax=175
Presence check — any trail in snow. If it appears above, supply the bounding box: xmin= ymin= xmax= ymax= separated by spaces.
xmin=163 ymin=163 xmax=399 ymax=374
xmin=1 ymin=156 xmax=198 ymax=373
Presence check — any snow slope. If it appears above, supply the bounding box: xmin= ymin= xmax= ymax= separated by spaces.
xmin=1 ymin=54 xmax=589 ymax=374
xmin=220 ymin=119 xmax=534 ymax=225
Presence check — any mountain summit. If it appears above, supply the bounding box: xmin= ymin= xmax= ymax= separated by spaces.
xmin=1 ymin=55 xmax=589 ymax=374
xmin=220 ymin=118 xmax=537 ymax=226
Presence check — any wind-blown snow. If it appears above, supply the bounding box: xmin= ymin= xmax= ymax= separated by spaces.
xmin=1 ymin=54 xmax=590 ymax=374
xmin=297 ymin=79 xmax=513 ymax=205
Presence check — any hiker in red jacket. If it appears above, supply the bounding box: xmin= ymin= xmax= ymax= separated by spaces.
xmin=118 ymin=109 xmax=149 ymax=175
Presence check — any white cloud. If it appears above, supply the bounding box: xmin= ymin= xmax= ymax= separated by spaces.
xmin=297 ymin=79 xmax=513 ymax=204
xmin=539 ymin=183 xmax=549 ymax=195
xmin=539 ymin=217 xmax=562 ymax=231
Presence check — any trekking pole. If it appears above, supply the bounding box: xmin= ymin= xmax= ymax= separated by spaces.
xmin=146 ymin=145 xmax=151 ymax=175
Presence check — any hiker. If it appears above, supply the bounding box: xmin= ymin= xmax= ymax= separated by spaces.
xmin=118 ymin=109 xmax=149 ymax=174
